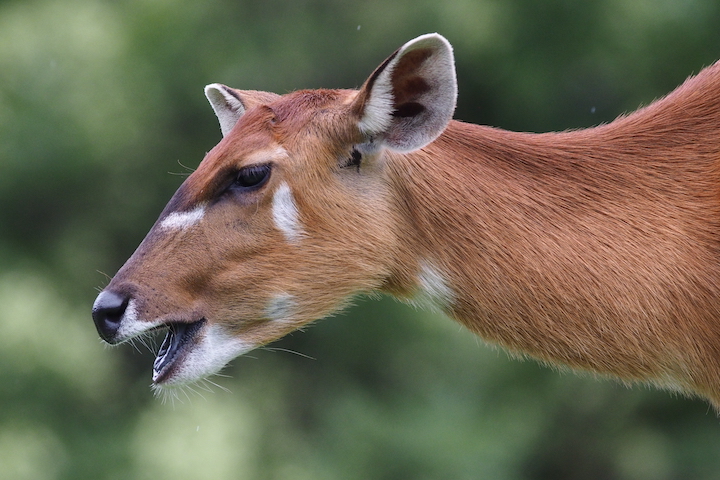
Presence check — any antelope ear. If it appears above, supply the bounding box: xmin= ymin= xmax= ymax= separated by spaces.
xmin=351 ymin=33 xmax=457 ymax=152
xmin=204 ymin=84 xmax=280 ymax=137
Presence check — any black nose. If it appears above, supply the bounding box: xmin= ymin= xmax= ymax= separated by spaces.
xmin=92 ymin=290 xmax=129 ymax=343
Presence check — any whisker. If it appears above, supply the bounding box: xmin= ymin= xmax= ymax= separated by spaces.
xmin=196 ymin=380 xmax=215 ymax=394
xmin=168 ymin=171 xmax=192 ymax=177
xmin=180 ymin=387 xmax=193 ymax=404
xmin=95 ymin=270 xmax=112 ymax=284
xmin=186 ymin=385 xmax=207 ymax=401
xmin=136 ymin=335 xmax=155 ymax=353
xmin=204 ymin=378 xmax=232 ymax=394
xmin=127 ymin=338 xmax=143 ymax=354
xmin=262 ymin=347 xmax=316 ymax=360
xmin=169 ymin=159 xmax=197 ymax=176
xmin=152 ymin=383 xmax=178 ymax=406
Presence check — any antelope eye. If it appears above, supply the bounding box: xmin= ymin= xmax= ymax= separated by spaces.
xmin=233 ymin=164 xmax=272 ymax=190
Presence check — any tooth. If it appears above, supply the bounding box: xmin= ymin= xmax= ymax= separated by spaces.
xmin=153 ymin=328 xmax=174 ymax=372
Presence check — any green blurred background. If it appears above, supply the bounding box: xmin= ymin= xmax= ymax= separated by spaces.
xmin=2 ymin=0 xmax=720 ymax=478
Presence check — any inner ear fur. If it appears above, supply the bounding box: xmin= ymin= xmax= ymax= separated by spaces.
xmin=351 ymin=33 xmax=458 ymax=152
xmin=205 ymin=84 xmax=280 ymax=137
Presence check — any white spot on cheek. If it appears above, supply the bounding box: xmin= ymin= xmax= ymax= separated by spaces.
xmin=272 ymin=182 xmax=304 ymax=242
xmin=265 ymin=293 xmax=297 ymax=322
xmin=409 ymin=262 xmax=455 ymax=313
xmin=160 ymin=204 xmax=206 ymax=231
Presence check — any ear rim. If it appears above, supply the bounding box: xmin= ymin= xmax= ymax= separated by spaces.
xmin=352 ymin=33 xmax=458 ymax=152
xmin=204 ymin=83 xmax=247 ymax=137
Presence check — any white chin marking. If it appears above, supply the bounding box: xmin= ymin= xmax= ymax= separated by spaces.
xmin=159 ymin=324 xmax=254 ymax=387
xmin=272 ymin=182 xmax=304 ymax=242
xmin=160 ymin=204 xmax=206 ymax=231
xmin=409 ymin=262 xmax=455 ymax=313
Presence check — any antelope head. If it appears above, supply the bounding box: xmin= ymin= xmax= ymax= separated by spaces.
xmin=92 ymin=34 xmax=457 ymax=389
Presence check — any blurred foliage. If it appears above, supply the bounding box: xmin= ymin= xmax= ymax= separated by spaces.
xmin=1 ymin=0 xmax=720 ymax=478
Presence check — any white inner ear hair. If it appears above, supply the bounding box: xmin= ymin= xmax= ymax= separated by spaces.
xmin=358 ymin=64 xmax=396 ymax=135
xmin=205 ymin=84 xmax=245 ymax=137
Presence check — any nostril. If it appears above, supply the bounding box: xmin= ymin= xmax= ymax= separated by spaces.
xmin=92 ymin=290 xmax=129 ymax=343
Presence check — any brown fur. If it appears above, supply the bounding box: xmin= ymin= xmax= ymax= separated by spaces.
xmin=99 ymin=41 xmax=720 ymax=406
xmin=380 ymin=63 xmax=720 ymax=404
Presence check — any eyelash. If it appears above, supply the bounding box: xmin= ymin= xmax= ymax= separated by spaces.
xmin=231 ymin=164 xmax=272 ymax=191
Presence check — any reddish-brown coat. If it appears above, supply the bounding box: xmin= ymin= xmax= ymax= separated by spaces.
xmin=96 ymin=34 xmax=720 ymax=406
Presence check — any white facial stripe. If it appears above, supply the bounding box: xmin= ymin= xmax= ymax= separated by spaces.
xmin=157 ymin=324 xmax=254 ymax=385
xmin=160 ymin=204 xmax=206 ymax=231
xmin=409 ymin=262 xmax=455 ymax=313
xmin=265 ymin=293 xmax=297 ymax=322
xmin=272 ymin=182 xmax=304 ymax=242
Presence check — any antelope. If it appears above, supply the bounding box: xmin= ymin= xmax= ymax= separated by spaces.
xmin=92 ymin=33 xmax=720 ymax=409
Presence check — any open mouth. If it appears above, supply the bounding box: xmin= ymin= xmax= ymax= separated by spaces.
xmin=152 ymin=319 xmax=206 ymax=384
